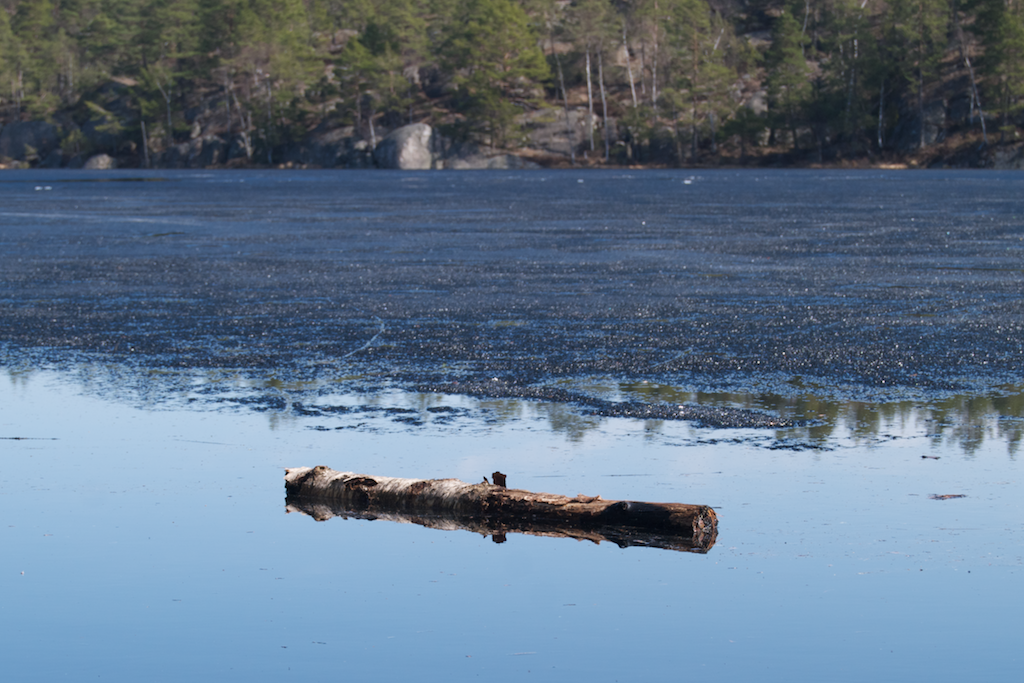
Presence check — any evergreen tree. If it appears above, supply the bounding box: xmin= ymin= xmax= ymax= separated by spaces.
xmin=569 ymin=0 xmax=615 ymax=155
xmin=198 ymin=0 xmax=318 ymax=161
xmin=0 ymin=0 xmax=990 ymax=165
xmin=439 ymin=0 xmax=550 ymax=148
xmin=810 ymin=0 xmax=881 ymax=155
xmin=884 ymin=0 xmax=950 ymax=149
xmin=11 ymin=0 xmax=61 ymax=116
xmin=663 ymin=0 xmax=735 ymax=161
xmin=765 ymin=8 xmax=810 ymax=152
xmin=80 ymin=1 xmax=142 ymax=75
xmin=974 ymin=0 xmax=1024 ymax=139
xmin=136 ymin=0 xmax=200 ymax=146
xmin=0 ymin=5 xmax=23 ymax=113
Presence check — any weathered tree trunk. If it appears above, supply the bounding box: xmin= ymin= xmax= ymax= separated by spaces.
xmin=140 ymin=117 xmax=149 ymax=169
xmin=709 ymin=110 xmax=717 ymax=154
xmin=554 ymin=49 xmax=575 ymax=165
xmin=156 ymin=77 xmax=173 ymax=147
xmin=917 ymin=67 xmax=925 ymax=150
xmin=956 ymin=19 xmax=987 ymax=146
xmin=598 ymin=50 xmax=610 ymax=161
xmin=285 ymin=466 xmax=718 ymax=553
xmin=266 ymin=77 xmax=274 ymax=165
xmin=877 ymin=77 xmax=885 ymax=150
xmin=639 ymin=42 xmax=647 ymax=97
xmin=651 ymin=0 xmax=660 ymax=108
xmin=623 ymin=21 xmax=638 ymax=108
xmin=227 ymin=76 xmax=253 ymax=161
xmin=585 ymin=48 xmax=595 ymax=153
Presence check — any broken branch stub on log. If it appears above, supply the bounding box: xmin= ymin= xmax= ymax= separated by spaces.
xmin=284 ymin=466 xmax=718 ymax=553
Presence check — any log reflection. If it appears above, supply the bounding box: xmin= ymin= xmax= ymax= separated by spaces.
xmin=285 ymin=495 xmax=717 ymax=553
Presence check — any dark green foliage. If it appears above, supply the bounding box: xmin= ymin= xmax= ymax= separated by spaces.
xmin=438 ymin=0 xmax=549 ymax=147
xmin=765 ymin=8 xmax=809 ymax=151
xmin=0 ymin=0 xmax=1006 ymax=163
xmin=973 ymin=0 xmax=1024 ymax=136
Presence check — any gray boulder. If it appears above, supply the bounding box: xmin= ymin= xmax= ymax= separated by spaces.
xmin=0 ymin=121 xmax=60 ymax=162
xmin=373 ymin=123 xmax=437 ymax=169
xmin=83 ymin=153 xmax=117 ymax=170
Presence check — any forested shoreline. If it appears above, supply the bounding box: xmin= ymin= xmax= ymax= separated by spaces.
xmin=1 ymin=0 xmax=1022 ymax=170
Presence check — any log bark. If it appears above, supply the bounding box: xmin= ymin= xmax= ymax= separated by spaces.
xmin=284 ymin=466 xmax=718 ymax=553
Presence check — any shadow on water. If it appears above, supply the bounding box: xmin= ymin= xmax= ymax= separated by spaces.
xmin=4 ymin=358 xmax=1023 ymax=455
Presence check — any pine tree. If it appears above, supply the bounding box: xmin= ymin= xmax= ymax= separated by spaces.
xmin=569 ymin=0 xmax=615 ymax=156
xmin=136 ymin=0 xmax=201 ymax=147
xmin=884 ymin=0 xmax=950 ymax=149
xmin=765 ymin=8 xmax=810 ymax=152
xmin=80 ymin=1 xmax=143 ymax=75
xmin=809 ymin=0 xmax=881 ymax=155
xmin=974 ymin=0 xmax=1024 ymax=140
xmin=662 ymin=0 xmax=736 ymax=161
xmin=198 ymin=0 xmax=318 ymax=162
xmin=438 ymin=0 xmax=550 ymax=148
xmin=11 ymin=0 xmax=60 ymax=116
xmin=0 ymin=6 xmax=23 ymax=114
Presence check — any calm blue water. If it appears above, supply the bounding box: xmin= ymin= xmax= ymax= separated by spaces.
xmin=3 ymin=366 xmax=1021 ymax=682
xmin=2 ymin=170 xmax=1023 ymax=681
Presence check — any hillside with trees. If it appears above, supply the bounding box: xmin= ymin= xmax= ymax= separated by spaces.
xmin=1 ymin=0 xmax=1022 ymax=169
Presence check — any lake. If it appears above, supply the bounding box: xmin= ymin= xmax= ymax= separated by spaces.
xmin=2 ymin=169 xmax=1022 ymax=681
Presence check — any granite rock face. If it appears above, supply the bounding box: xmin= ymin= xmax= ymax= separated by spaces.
xmin=373 ymin=123 xmax=437 ymax=170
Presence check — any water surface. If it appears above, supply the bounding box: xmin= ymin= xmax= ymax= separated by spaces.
xmin=2 ymin=370 xmax=1020 ymax=681
xmin=2 ymin=169 xmax=1022 ymax=680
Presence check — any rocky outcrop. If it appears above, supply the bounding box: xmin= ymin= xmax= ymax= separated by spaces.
xmin=438 ymin=135 xmax=543 ymax=170
xmin=0 ymin=114 xmax=545 ymax=170
xmin=984 ymin=143 xmax=1024 ymax=169
xmin=79 ymin=79 xmax=139 ymax=154
xmin=521 ymin=108 xmax=586 ymax=157
xmin=0 ymin=121 xmax=60 ymax=162
xmin=158 ymin=136 xmax=229 ymax=168
xmin=446 ymin=153 xmax=541 ymax=170
xmin=284 ymin=124 xmax=374 ymax=168
xmin=372 ymin=123 xmax=438 ymax=169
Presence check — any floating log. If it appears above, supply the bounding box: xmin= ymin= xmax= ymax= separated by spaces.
xmin=284 ymin=466 xmax=718 ymax=553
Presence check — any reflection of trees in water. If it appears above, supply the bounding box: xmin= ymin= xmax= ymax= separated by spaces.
xmin=617 ymin=381 xmax=1024 ymax=455
xmin=3 ymin=368 xmax=34 ymax=391
xmin=5 ymin=362 xmax=1021 ymax=453
xmin=477 ymin=398 xmax=600 ymax=442
xmin=926 ymin=392 xmax=1024 ymax=457
xmin=538 ymin=403 xmax=600 ymax=442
